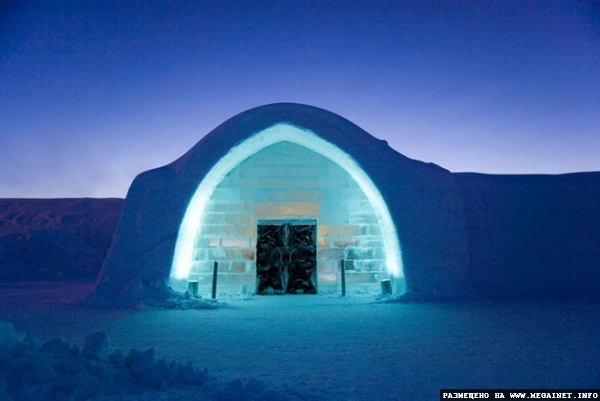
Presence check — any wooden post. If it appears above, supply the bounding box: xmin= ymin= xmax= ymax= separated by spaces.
xmin=340 ymin=259 xmax=346 ymax=296
xmin=211 ymin=261 xmax=218 ymax=299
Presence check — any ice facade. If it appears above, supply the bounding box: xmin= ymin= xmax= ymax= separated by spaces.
xmin=187 ymin=141 xmax=388 ymax=295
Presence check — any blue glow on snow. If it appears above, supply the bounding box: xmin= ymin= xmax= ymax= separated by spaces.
xmin=170 ymin=123 xmax=403 ymax=292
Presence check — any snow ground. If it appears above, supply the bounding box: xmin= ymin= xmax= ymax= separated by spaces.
xmin=1 ymin=282 xmax=600 ymax=400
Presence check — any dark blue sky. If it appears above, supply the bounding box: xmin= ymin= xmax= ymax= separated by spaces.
xmin=2 ymin=1 xmax=599 ymax=197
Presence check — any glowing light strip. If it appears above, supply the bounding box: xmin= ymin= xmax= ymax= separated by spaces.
xmin=170 ymin=123 xmax=403 ymax=289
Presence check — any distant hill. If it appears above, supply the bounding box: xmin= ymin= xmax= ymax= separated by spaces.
xmin=0 ymin=198 xmax=123 ymax=280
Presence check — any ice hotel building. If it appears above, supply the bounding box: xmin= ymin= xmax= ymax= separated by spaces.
xmin=88 ymin=103 xmax=600 ymax=305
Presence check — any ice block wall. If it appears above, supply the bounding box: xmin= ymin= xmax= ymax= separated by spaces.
xmin=189 ymin=141 xmax=387 ymax=295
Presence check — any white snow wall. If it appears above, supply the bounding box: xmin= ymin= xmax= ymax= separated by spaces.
xmin=457 ymin=172 xmax=600 ymax=299
xmin=86 ymin=103 xmax=471 ymax=306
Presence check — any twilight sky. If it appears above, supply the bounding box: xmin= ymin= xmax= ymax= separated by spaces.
xmin=1 ymin=1 xmax=599 ymax=198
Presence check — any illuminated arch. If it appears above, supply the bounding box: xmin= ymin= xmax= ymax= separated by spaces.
xmin=169 ymin=123 xmax=404 ymax=292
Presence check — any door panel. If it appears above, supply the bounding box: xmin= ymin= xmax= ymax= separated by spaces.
xmin=287 ymin=224 xmax=317 ymax=294
xmin=256 ymin=222 xmax=317 ymax=295
xmin=256 ymin=224 xmax=287 ymax=294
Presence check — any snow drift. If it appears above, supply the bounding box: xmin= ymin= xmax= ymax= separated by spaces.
xmin=0 ymin=320 xmax=296 ymax=401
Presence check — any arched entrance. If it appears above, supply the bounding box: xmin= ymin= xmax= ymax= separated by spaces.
xmin=170 ymin=123 xmax=403 ymax=295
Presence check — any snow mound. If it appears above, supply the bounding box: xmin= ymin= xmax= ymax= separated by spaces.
xmin=142 ymin=290 xmax=225 ymax=310
xmin=0 ymin=322 xmax=25 ymax=352
xmin=0 ymin=321 xmax=299 ymax=401
xmin=84 ymin=278 xmax=225 ymax=310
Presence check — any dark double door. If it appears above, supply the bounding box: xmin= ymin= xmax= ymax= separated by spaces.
xmin=256 ymin=221 xmax=317 ymax=295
